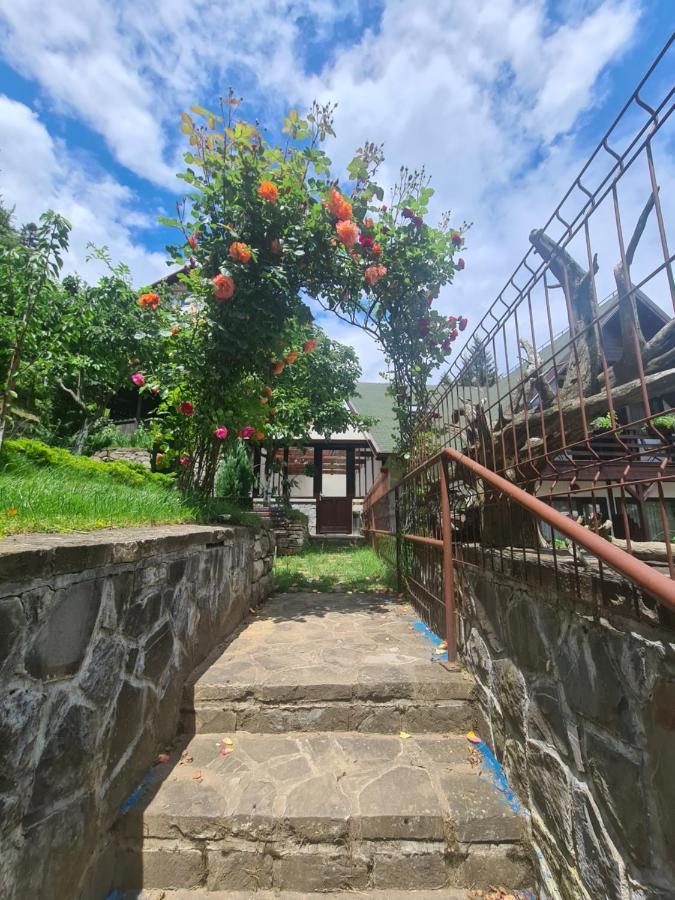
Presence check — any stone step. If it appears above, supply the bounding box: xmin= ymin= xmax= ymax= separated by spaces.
xmin=115 ymin=731 xmax=532 ymax=893
xmin=185 ymin=696 xmax=476 ymax=735
xmin=182 ymin=592 xmax=477 ymax=735
xmin=129 ymin=890 xmax=478 ymax=899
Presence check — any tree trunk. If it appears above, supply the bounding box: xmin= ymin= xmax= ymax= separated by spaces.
xmin=529 ymin=229 xmax=600 ymax=402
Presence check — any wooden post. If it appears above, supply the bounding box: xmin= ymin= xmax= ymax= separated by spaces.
xmin=313 ymin=445 xmax=322 ymax=496
xmin=346 ymin=446 xmax=356 ymax=497
xmin=439 ymin=456 xmax=457 ymax=664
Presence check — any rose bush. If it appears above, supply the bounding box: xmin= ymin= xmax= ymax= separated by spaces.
xmin=141 ymin=96 xmax=467 ymax=488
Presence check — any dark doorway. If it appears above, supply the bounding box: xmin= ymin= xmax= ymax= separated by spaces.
xmin=316 ymin=497 xmax=353 ymax=534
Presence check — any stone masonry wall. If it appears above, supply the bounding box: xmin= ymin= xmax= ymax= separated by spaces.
xmin=0 ymin=524 xmax=275 ymax=900
xmin=458 ymin=561 xmax=674 ymax=899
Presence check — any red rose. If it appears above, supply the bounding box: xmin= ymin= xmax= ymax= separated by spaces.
xmin=179 ymin=401 xmax=194 ymax=416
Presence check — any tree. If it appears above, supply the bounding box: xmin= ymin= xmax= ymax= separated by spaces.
xmin=43 ymin=246 xmax=176 ymax=452
xmin=0 ymin=197 xmax=18 ymax=249
xmin=150 ymin=95 xmax=351 ymax=493
xmin=0 ymin=211 xmax=70 ymax=451
xmin=130 ymin=95 xmax=467 ymax=486
xmin=215 ymin=439 xmax=255 ymax=502
xmin=458 ymin=336 xmax=496 ymax=387
xmin=307 ymin=160 xmax=468 ymax=450
xmin=255 ymin=321 xmax=370 ymax=494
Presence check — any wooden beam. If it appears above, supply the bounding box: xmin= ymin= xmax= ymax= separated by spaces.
xmin=346 ymin=446 xmax=356 ymax=497
xmin=313 ymin=445 xmax=322 ymax=496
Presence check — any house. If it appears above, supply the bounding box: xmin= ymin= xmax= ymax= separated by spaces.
xmin=437 ymin=289 xmax=675 ymax=543
xmin=253 ymin=383 xmax=397 ymax=536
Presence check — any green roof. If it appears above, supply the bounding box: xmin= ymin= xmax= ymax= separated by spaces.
xmin=350 ymin=383 xmax=398 ymax=455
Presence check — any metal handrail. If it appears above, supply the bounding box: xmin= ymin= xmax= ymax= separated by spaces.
xmin=441 ymin=446 xmax=675 ymax=614
xmin=364 ymin=446 xmax=675 ymax=630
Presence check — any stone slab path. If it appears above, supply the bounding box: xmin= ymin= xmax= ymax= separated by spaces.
xmin=115 ymin=592 xmax=533 ymax=896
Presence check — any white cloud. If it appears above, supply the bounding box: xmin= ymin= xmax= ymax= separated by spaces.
xmin=0 ymin=95 xmax=168 ymax=283
xmin=0 ymin=0 xmax=365 ymax=189
xmin=0 ymin=0 xmax=647 ymax=381
xmin=299 ymin=0 xmax=642 ymax=373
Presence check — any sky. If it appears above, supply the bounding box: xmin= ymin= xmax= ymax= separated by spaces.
xmin=0 ymin=0 xmax=673 ymax=381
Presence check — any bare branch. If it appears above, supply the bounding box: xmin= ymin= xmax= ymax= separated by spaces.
xmin=58 ymin=379 xmax=87 ymax=411
xmin=625 ymin=189 xmax=658 ymax=268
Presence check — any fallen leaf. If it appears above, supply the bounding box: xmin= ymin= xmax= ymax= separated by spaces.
xmin=399 ymin=731 xmax=411 ymax=739
xmin=178 ymin=751 xmax=193 ymax=766
xmin=192 ymin=770 xmax=203 ymax=783
xmin=249 ymin=607 xmax=257 ymax=615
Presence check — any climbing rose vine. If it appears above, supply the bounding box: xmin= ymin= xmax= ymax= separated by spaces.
xmin=137 ymin=94 xmax=467 ymax=490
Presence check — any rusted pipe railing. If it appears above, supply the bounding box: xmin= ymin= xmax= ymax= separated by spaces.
xmin=364 ymin=445 xmax=675 ymax=664
xmin=442 ymin=446 xmax=675 ymax=615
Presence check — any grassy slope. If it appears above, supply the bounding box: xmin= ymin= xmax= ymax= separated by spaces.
xmin=0 ymin=439 xmax=259 ymax=537
xmin=274 ymin=543 xmax=395 ymax=593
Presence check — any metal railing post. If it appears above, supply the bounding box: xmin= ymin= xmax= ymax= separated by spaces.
xmin=438 ymin=456 xmax=457 ymax=664
xmin=394 ymin=485 xmax=402 ymax=592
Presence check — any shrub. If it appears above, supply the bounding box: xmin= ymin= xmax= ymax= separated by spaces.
xmin=4 ymin=438 xmax=174 ymax=488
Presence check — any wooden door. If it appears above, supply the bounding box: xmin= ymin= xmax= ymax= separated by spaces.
xmin=316 ymin=498 xmax=352 ymax=534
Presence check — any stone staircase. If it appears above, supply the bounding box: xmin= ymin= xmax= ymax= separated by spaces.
xmin=114 ymin=592 xmax=533 ymax=897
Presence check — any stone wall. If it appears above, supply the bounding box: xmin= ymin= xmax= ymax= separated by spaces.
xmin=91 ymin=447 xmax=152 ymax=468
xmin=458 ymin=558 xmax=674 ymax=899
xmin=0 ymin=524 xmax=275 ymax=900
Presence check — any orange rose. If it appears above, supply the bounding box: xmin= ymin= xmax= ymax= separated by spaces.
xmin=285 ymin=351 xmax=299 ymax=364
xmin=257 ymin=180 xmax=279 ymax=203
xmin=229 ymin=241 xmax=252 ymax=263
xmin=212 ymin=274 xmax=235 ymax=302
xmin=264 ymin=386 xmax=273 ymax=396
xmin=365 ymin=264 xmax=387 ymax=287
xmin=272 ymin=361 xmax=285 ymax=376
xmin=170 ymin=324 xmax=180 ymax=336
xmin=254 ymin=431 xmax=265 ymax=440
xmin=138 ymin=292 xmax=160 ymax=310
xmin=372 ymin=242 xmax=382 ymax=256
xmin=303 ymin=339 xmax=318 ymax=353
xmin=336 ymin=220 xmax=360 ymax=248
xmin=326 ymin=188 xmax=352 ymax=221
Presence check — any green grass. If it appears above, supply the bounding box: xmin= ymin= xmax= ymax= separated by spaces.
xmin=274 ymin=543 xmax=396 ymax=593
xmin=0 ymin=439 xmax=260 ymax=537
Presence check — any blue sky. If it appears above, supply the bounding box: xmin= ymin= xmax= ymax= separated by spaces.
xmin=0 ymin=0 xmax=673 ymax=379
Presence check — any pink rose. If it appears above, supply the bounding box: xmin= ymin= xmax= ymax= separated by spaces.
xmin=213 ymin=426 xmax=229 ymax=440
xmin=131 ymin=372 xmax=145 ymax=387
xmin=178 ymin=455 xmax=190 ymax=466
xmin=239 ymin=425 xmax=255 ymax=439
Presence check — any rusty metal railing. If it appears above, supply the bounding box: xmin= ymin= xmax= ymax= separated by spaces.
xmin=363 ymin=447 xmax=675 ymax=662
xmin=364 ymin=38 xmax=675 ymax=655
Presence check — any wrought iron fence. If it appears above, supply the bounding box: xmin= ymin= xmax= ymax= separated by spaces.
xmin=364 ymin=36 xmax=675 ymax=653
